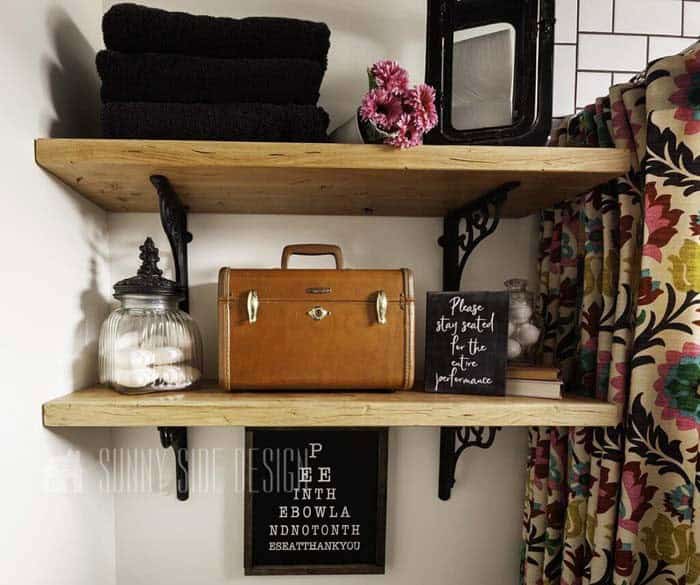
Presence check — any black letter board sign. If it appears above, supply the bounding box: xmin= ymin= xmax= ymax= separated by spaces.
xmin=424 ymin=291 xmax=509 ymax=395
xmin=245 ymin=428 xmax=387 ymax=575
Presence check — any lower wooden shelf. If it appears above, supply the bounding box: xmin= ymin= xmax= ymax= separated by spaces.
xmin=43 ymin=385 xmax=617 ymax=428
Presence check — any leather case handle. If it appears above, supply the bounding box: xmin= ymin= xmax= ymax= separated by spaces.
xmin=281 ymin=244 xmax=344 ymax=269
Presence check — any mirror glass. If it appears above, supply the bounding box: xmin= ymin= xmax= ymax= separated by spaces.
xmin=450 ymin=23 xmax=516 ymax=131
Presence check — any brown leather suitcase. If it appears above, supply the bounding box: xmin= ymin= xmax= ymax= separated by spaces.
xmin=218 ymin=244 xmax=415 ymax=390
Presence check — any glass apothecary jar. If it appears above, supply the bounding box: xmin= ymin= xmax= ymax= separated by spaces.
xmin=99 ymin=238 xmax=202 ymax=394
xmin=505 ymin=278 xmax=543 ymax=364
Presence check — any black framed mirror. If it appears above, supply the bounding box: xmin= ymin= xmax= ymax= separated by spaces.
xmin=425 ymin=0 xmax=555 ymax=145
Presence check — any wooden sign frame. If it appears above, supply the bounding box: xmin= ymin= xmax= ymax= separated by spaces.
xmin=424 ymin=291 xmax=509 ymax=395
xmin=244 ymin=427 xmax=388 ymax=576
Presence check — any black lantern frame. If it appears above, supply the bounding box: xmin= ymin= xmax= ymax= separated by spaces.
xmin=425 ymin=0 xmax=555 ymax=146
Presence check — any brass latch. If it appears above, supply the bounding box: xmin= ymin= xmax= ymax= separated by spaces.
xmin=247 ymin=290 xmax=259 ymax=323
xmin=376 ymin=291 xmax=388 ymax=324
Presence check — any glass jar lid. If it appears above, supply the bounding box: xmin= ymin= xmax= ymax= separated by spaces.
xmin=113 ymin=237 xmax=183 ymax=299
xmin=504 ymin=278 xmax=528 ymax=292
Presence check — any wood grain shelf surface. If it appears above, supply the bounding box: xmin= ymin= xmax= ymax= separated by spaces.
xmin=35 ymin=139 xmax=628 ymax=218
xmin=43 ymin=386 xmax=618 ymax=428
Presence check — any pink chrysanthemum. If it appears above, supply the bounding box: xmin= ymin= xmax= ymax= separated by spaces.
xmin=386 ymin=114 xmax=423 ymax=148
xmin=405 ymin=84 xmax=438 ymax=131
xmin=359 ymin=88 xmax=403 ymax=131
xmin=416 ymin=84 xmax=438 ymax=130
xmin=370 ymin=60 xmax=409 ymax=94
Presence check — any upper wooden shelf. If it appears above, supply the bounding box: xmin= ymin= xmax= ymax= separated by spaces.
xmin=35 ymin=139 xmax=628 ymax=218
xmin=43 ymin=385 xmax=618 ymax=428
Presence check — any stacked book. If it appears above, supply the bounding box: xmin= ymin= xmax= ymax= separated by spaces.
xmin=505 ymin=365 xmax=561 ymax=400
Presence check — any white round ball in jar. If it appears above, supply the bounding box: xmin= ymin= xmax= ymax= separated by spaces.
xmin=516 ymin=323 xmax=541 ymax=347
xmin=509 ymin=302 xmax=533 ymax=324
xmin=114 ymin=367 xmax=157 ymax=389
xmin=153 ymin=365 xmax=201 ymax=389
xmin=507 ymin=338 xmax=522 ymax=359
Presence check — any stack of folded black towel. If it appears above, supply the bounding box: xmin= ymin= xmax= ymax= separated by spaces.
xmin=98 ymin=3 xmax=331 ymax=141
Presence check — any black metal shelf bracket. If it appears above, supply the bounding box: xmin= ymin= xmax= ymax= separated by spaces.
xmin=151 ymin=175 xmax=192 ymax=501
xmin=151 ymin=175 xmax=193 ymax=313
xmin=438 ymin=426 xmax=501 ymax=500
xmin=158 ymin=427 xmax=189 ymax=501
xmin=437 ymin=181 xmax=519 ymax=501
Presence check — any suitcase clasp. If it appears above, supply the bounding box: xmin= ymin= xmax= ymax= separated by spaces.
xmin=247 ymin=290 xmax=259 ymax=323
xmin=376 ymin=291 xmax=388 ymax=325
xmin=307 ymin=306 xmax=330 ymax=321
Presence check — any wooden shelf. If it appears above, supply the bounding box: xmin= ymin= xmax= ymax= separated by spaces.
xmin=35 ymin=139 xmax=628 ymax=218
xmin=43 ymin=386 xmax=617 ymax=428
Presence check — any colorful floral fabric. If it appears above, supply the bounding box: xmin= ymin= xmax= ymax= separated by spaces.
xmin=522 ymin=43 xmax=700 ymax=585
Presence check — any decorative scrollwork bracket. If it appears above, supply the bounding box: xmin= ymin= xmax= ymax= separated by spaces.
xmin=437 ymin=181 xmax=519 ymax=500
xmin=158 ymin=427 xmax=189 ymax=501
xmin=151 ymin=176 xmax=192 ymax=501
xmin=150 ymin=175 xmax=193 ymax=312
xmin=438 ymin=426 xmax=502 ymax=500
xmin=438 ymin=181 xmax=519 ymax=292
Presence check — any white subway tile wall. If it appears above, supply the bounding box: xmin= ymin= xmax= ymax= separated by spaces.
xmin=579 ymin=0 xmax=613 ymax=32
xmin=612 ymin=71 xmax=634 ymax=85
xmin=648 ymin=35 xmax=698 ymax=59
xmin=614 ymin=0 xmax=682 ymax=35
xmin=554 ymin=45 xmax=578 ymax=115
xmin=576 ymin=71 xmax=614 ymax=106
xmin=552 ymin=0 xmax=699 ymax=116
xmin=685 ymin=1 xmax=700 ymax=36
xmin=578 ymin=33 xmax=648 ymax=71
xmin=556 ymin=0 xmax=579 ymax=42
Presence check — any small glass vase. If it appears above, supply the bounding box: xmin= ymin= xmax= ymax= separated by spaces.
xmin=505 ymin=279 xmax=543 ymax=365
xmin=356 ymin=109 xmax=394 ymax=144
xmin=329 ymin=109 xmax=395 ymax=145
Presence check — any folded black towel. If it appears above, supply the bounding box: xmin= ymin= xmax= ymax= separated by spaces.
xmin=97 ymin=51 xmax=324 ymax=105
xmin=103 ymin=3 xmax=330 ymax=65
xmin=101 ymin=102 xmax=329 ymax=142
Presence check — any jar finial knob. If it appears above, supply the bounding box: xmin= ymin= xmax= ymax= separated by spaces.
xmin=112 ymin=237 xmax=181 ymax=298
xmin=137 ymin=237 xmax=163 ymax=279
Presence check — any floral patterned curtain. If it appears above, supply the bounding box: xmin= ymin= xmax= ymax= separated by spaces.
xmin=521 ymin=44 xmax=700 ymax=585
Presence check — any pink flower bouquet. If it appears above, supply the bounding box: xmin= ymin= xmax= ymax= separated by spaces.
xmin=358 ymin=60 xmax=438 ymax=148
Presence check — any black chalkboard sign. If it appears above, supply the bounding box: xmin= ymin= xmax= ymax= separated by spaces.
xmin=424 ymin=291 xmax=509 ymax=395
xmin=245 ymin=428 xmax=388 ymax=575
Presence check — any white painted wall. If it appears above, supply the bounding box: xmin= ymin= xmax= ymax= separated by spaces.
xmin=12 ymin=0 xmax=673 ymax=583
xmin=0 ymin=1 xmax=115 ymax=584
xmin=0 ymin=0 xmax=536 ymax=579
xmin=99 ymin=1 xmax=534 ymax=584
xmin=107 ymin=215 xmax=537 ymax=585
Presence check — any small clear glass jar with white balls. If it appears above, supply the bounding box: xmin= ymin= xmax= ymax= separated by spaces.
xmin=99 ymin=238 xmax=202 ymax=394
xmin=505 ymin=279 xmax=543 ymax=364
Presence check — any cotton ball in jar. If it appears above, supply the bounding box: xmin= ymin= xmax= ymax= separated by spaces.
xmin=142 ymin=334 xmax=193 ymax=352
xmin=508 ymin=320 xmax=517 ymax=338
xmin=516 ymin=323 xmax=541 ymax=347
xmin=115 ymin=331 xmax=141 ymax=350
xmin=509 ymin=302 xmax=532 ymax=324
xmin=114 ymin=367 xmax=157 ymax=389
xmin=115 ymin=348 xmax=155 ymax=369
xmin=153 ymin=365 xmax=201 ymax=389
xmin=507 ymin=338 xmax=522 ymax=359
